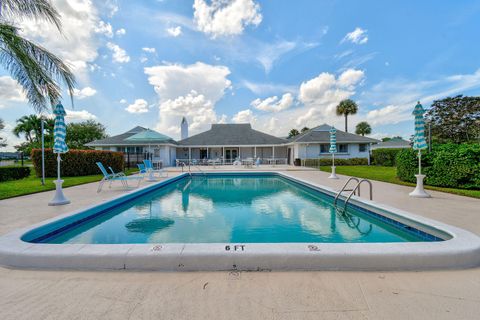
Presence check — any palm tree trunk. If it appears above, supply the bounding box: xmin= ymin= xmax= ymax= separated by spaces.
xmin=344 ymin=114 xmax=348 ymax=132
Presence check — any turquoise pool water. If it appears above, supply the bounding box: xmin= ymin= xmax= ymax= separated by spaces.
xmin=34 ymin=175 xmax=436 ymax=244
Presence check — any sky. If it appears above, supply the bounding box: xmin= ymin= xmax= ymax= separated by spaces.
xmin=1 ymin=0 xmax=480 ymax=151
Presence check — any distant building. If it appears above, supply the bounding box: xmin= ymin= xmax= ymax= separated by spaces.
xmin=371 ymin=138 xmax=411 ymax=150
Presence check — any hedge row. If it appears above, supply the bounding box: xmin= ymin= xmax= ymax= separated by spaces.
xmin=0 ymin=166 xmax=31 ymax=182
xmin=371 ymin=148 xmax=405 ymax=166
xmin=396 ymin=144 xmax=480 ymax=189
xmin=31 ymin=149 xmax=124 ymax=177
xmin=303 ymin=157 xmax=368 ymax=167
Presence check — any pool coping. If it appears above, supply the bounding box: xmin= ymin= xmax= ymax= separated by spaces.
xmin=1 ymin=172 xmax=480 ymax=271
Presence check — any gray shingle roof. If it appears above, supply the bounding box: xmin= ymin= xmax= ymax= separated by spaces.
xmin=86 ymin=126 xmax=177 ymax=146
xmin=289 ymin=124 xmax=379 ymax=143
xmin=178 ymin=123 xmax=288 ymax=146
xmin=371 ymin=139 xmax=411 ymax=149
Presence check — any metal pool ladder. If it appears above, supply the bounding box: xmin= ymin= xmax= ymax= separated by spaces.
xmin=334 ymin=178 xmax=373 ymax=208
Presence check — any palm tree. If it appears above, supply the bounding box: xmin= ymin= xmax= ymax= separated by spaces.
xmin=300 ymin=127 xmax=310 ymax=133
xmin=335 ymin=99 xmax=358 ymax=132
xmin=0 ymin=0 xmax=75 ymax=111
xmin=355 ymin=121 xmax=372 ymax=136
xmin=287 ymin=128 xmax=300 ymax=138
xmin=13 ymin=114 xmax=54 ymax=142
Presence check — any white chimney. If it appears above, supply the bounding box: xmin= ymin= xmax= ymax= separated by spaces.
xmin=181 ymin=117 xmax=188 ymax=140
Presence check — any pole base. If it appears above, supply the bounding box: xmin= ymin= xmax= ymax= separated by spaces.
xmin=409 ymin=174 xmax=431 ymax=198
xmin=48 ymin=179 xmax=70 ymax=206
xmin=328 ymin=166 xmax=339 ymax=179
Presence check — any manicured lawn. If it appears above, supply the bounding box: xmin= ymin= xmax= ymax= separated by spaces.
xmin=0 ymin=167 xmax=137 ymax=200
xmin=319 ymin=166 xmax=480 ymax=199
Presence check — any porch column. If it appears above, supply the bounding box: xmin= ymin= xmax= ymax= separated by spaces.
xmin=207 ymin=147 xmax=209 ymax=159
xmin=188 ymin=147 xmax=191 ymax=163
xmin=222 ymin=147 xmax=225 ymax=164
xmin=254 ymin=146 xmax=257 ymax=158
xmin=272 ymin=146 xmax=275 ymax=159
xmin=238 ymin=146 xmax=241 ymax=159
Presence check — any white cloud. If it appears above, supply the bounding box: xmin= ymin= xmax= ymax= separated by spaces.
xmin=241 ymin=80 xmax=297 ymax=95
xmin=94 ymin=20 xmax=113 ymax=38
xmin=0 ymin=76 xmax=26 ymax=108
xmin=116 ymin=28 xmax=126 ymax=36
xmin=142 ymin=47 xmax=156 ymax=53
xmin=299 ymin=69 xmax=364 ymax=109
xmin=232 ymin=109 xmax=256 ymax=123
xmin=364 ymin=68 xmax=480 ymax=126
xmin=106 ymin=42 xmax=130 ymax=63
xmin=166 ymin=26 xmax=182 ymax=37
xmin=193 ymin=0 xmax=262 ymax=38
xmin=343 ymin=27 xmax=368 ymax=45
xmin=251 ymin=93 xmax=294 ymax=112
xmin=18 ymin=0 xmax=103 ymax=79
xmin=119 ymin=99 xmax=127 ymax=104
xmin=337 ymin=69 xmax=365 ymax=88
xmin=65 ymin=109 xmax=97 ymax=121
xmin=145 ymin=62 xmax=232 ymax=137
xmin=159 ymin=91 xmax=221 ymax=135
xmin=73 ymin=87 xmax=97 ymax=99
xmin=125 ymin=99 xmax=149 ymax=114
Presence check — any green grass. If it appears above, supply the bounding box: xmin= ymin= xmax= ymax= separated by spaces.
xmin=318 ymin=166 xmax=480 ymax=199
xmin=0 ymin=167 xmax=137 ymax=200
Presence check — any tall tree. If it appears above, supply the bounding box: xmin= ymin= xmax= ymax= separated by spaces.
xmin=0 ymin=0 xmax=75 ymax=111
xmin=13 ymin=114 xmax=54 ymax=142
xmin=300 ymin=127 xmax=310 ymax=133
xmin=336 ymin=99 xmax=358 ymax=132
xmin=66 ymin=120 xmax=108 ymax=149
xmin=0 ymin=118 xmax=7 ymax=148
xmin=355 ymin=121 xmax=372 ymax=136
xmin=287 ymin=128 xmax=300 ymax=138
xmin=425 ymin=95 xmax=480 ymax=143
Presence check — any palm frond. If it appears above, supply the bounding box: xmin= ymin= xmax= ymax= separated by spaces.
xmin=0 ymin=23 xmax=75 ymax=112
xmin=0 ymin=0 xmax=61 ymax=30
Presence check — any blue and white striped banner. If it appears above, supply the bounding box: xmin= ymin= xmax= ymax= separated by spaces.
xmin=329 ymin=127 xmax=337 ymax=153
xmin=53 ymin=103 xmax=69 ymax=154
xmin=412 ymin=102 xmax=427 ymax=151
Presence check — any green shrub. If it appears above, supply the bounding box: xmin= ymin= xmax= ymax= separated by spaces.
xmin=0 ymin=166 xmax=31 ymax=182
xmin=372 ymin=148 xmax=405 ymax=166
xmin=396 ymin=144 xmax=480 ymax=189
xmin=31 ymin=149 xmax=124 ymax=177
xmin=303 ymin=157 xmax=368 ymax=167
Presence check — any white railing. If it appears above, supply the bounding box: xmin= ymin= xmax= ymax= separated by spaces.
xmin=175 ymin=158 xmax=288 ymax=167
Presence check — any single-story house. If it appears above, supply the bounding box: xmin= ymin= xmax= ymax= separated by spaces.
xmin=176 ymin=123 xmax=288 ymax=164
xmin=85 ymin=126 xmax=177 ymax=166
xmin=287 ymin=124 xmax=379 ymax=164
xmin=370 ymin=138 xmax=411 ymax=150
xmin=86 ymin=122 xmax=379 ymax=166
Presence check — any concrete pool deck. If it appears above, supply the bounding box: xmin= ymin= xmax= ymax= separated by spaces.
xmin=1 ymin=167 xmax=480 ymax=319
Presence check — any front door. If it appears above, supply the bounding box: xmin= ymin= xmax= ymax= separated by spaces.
xmin=225 ymin=148 xmax=238 ymax=163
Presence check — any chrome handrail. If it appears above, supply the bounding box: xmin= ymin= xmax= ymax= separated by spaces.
xmin=334 ymin=177 xmax=360 ymax=205
xmin=343 ymin=179 xmax=373 ymax=209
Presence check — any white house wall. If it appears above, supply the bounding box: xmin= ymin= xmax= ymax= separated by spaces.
xmin=295 ymin=143 xmax=369 ymax=159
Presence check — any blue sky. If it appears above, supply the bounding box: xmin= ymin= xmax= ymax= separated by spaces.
xmin=1 ymin=0 xmax=480 ymax=150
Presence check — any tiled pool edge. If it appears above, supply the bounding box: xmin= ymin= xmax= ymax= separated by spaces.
xmin=1 ymin=172 xmax=480 ymax=271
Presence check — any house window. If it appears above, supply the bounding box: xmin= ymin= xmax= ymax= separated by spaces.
xmin=320 ymin=144 xmax=329 ymax=153
xmin=338 ymin=144 xmax=348 ymax=153
xmin=359 ymin=144 xmax=367 ymax=152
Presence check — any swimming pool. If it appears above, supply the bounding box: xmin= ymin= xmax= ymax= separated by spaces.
xmin=1 ymin=172 xmax=480 ymax=271
xmin=25 ymin=174 xmax=439 ymax=244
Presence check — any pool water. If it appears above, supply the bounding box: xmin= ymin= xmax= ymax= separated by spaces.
xmin=40 ymin=175 xmax=431 ymax=244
